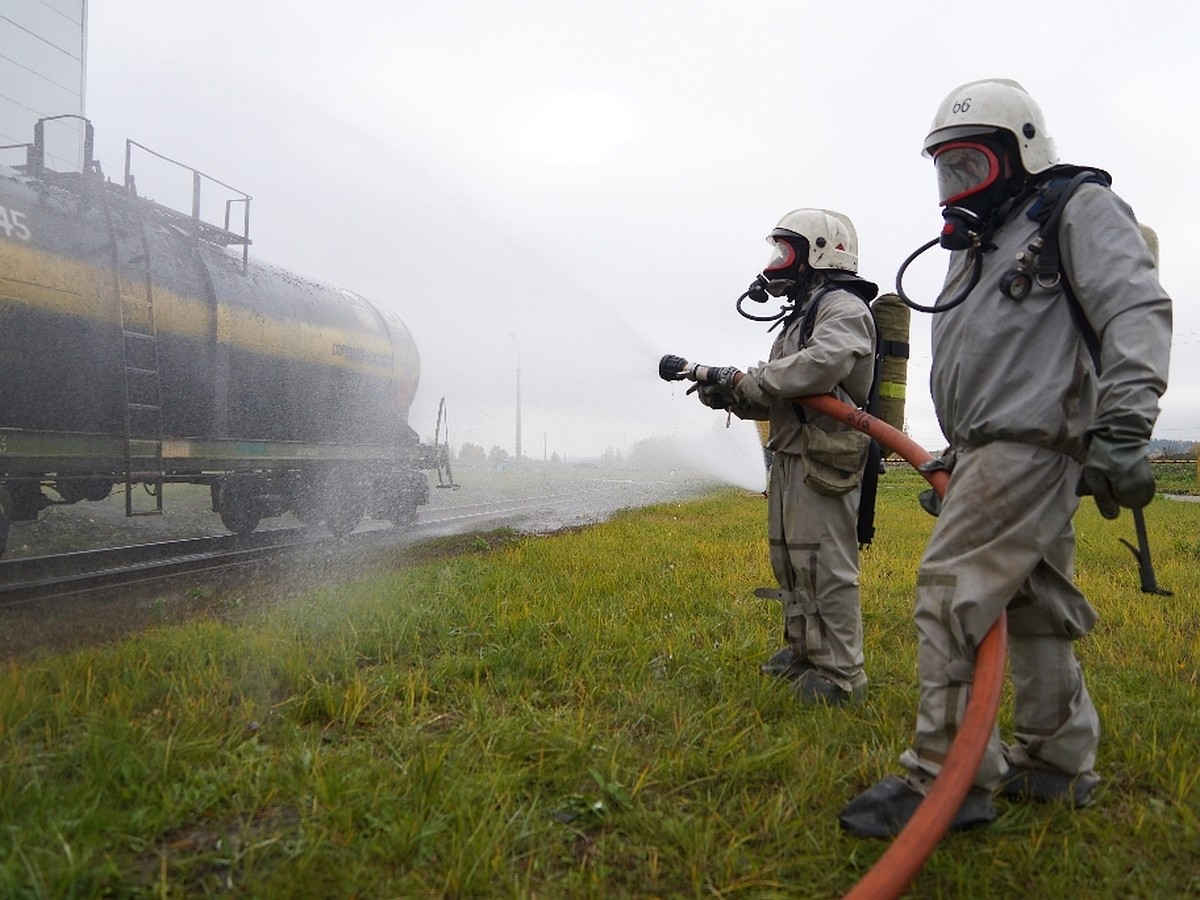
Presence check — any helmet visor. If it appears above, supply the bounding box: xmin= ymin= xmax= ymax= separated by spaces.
xmin=933 ymin=141 xmax=1000 ymax=206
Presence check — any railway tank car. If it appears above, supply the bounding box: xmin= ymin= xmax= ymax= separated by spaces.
xmin=0 ymin=116 xmax=443 ymax=557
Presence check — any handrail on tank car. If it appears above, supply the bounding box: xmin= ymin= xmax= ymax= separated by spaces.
xmin=124 ymin=138 xmax=253 ymax=271
xmin=0 ymin=142 xmax=32 ymax=168
xmin=26 ymin=114 xmax=95 ymax=175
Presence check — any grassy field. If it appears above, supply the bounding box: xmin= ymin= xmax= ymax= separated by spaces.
xmin=1151 ymin=459 xmax=1200 ymax=496
xmin=1 ymin=468 xmax=1198 ymax=898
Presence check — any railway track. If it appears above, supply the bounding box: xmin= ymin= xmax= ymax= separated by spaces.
xmin=0 ymin=486 xmax=638 ymax=605
xmin=0 ymin=529 xmax=316 ymax=606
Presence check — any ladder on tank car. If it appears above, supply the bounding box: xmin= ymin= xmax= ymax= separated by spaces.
xmin=117 ymin=225 xmax=166 ymax=517
xmin=28 ymin=116 xmax=166 ymax=515
xmin=105 ymin=184 xmax=166 ymax=517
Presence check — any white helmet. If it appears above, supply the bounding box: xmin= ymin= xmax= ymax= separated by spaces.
xmin=768 ymin=208 xmax=859 ymax=272
xmin=922 ymin=79 xmax=1058 ymax=175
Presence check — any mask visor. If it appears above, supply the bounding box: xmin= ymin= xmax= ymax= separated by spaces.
xmin=933 ymin=141 xmax=1000 ymax=206
xmin=759 ymin=237 xmax=801 ymax=296
xmin=763 ymin=237 xmax=798 ymax=273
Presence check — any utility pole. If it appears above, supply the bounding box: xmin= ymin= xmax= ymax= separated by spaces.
xmin=510 ymin=333 xmax=522 ymax=463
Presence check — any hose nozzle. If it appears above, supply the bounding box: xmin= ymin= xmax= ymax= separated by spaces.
xmin=658 ymin=354 xmax=740 ymax=388
xmin=658 ymin=354 xmax=690 ymax=381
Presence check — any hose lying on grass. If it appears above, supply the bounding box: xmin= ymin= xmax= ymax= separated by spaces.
xmin=793 ymin=395 xmax=1007 ymax=900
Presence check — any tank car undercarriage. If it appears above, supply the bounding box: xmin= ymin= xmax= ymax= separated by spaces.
xmin=0 ymin=462 xmax=432 ymax=556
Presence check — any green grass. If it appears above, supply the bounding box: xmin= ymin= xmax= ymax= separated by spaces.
xmin=2 ymin=470 xmax=1198 ymax=898
xmin=1151 ymin=460 xmax=1199 ymax=496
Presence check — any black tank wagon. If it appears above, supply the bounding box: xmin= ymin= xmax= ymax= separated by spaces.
xmin=0 ymin=117 xmax=442 ymax=556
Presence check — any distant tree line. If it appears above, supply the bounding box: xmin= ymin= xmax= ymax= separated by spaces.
xmin=449 ymin=437 xmax=684 ymax=471
xmin=451 ymin=443 xmax=563 ymax=469
xmin=448 ymin=438 xmax=1197 ymax=471
xmin=1149 ymin=440 xmax=1198 ymax=461
xmin=453 ymin=442 xmax=509 ymax=469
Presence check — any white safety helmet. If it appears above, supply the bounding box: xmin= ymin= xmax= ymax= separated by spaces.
xmin=765 ymin=208 xmax=859 ymax=273
xmin=922 ymin=79 xmax=1058 ymax=175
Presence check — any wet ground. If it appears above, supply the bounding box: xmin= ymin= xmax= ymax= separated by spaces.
xmin=0 ymin=466 xmax=745 ymax=662
xmin=2 ymin=466 xmax=740 ymax=558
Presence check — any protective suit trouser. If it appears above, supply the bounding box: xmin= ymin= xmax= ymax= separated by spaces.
xmin=767 ymin=451 xmax=865 ymax=692
xmin=899 ymin=442 xmax=1100 ymax=791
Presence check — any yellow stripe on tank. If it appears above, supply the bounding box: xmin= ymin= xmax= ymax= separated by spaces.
xmin=0 ymin=239 xmax=399 ymax=375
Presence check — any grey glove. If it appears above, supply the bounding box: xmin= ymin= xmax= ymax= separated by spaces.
xmin=916 ymin=449 xmax=957 ymax=518
xmin=1077 ymin=415 xmax=1156 ymax=519
xmin=694 ymin=382 xmax=737 ymax=410
xmin=918 ymin=489 xmax=942 ymax=517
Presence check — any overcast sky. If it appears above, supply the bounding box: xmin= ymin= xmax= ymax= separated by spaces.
xmin=82 ymin=1 xmax=1199 ymax=486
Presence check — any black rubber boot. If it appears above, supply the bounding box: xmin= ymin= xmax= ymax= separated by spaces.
xmin=838 ymin=775 xmax=997 ymax=838
xmin=759 ymin=646 xmax=811 ymax=681
xmin=999 ymin=763 xmax=1100 ymax=808
xmin=792 ymin=669 xmax=865 ymax=706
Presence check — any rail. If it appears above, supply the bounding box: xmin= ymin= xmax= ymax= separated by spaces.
xmin=0 ymin=528 xmax=312 ymax=605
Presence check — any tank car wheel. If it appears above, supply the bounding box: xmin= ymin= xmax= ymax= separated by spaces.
xmin=8 ymin=483 xmax=49 ymax=521
xmin=303 ymin=470 xmax=364 ymax=538
xmin=324 ymin=498 xmax=363 ymax=539
xmin=290 ymin=480 xmax=359 ymax=535
xmin=289 ymin=482 xmax=320 ymax=528
xmin=217 ymin=478 xmax=262 ymax=535
xmin=387 ymin=471 xmax=429 ymax=527
xmin=390 ymin=501 xmax=418 ymax=527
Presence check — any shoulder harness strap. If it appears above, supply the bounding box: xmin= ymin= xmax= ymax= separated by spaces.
xmin=1026 ymin=167 xmax=1112 ymax=373
xmin=797 ymin=284 xmax=838 ymax=344
xmin=787 ymin=284 xmax=839 ymax=428
xmin=794 ymin=281 xmax=889 ymax=547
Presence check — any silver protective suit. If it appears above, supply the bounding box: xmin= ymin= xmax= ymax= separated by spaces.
xmin=735 ymin=277 xmax=877 ymax=692
xmin=903 ymin=181 xmax=1172 ymax=789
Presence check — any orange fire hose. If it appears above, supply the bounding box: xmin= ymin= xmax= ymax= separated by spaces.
xmin=794 ymin=395 xmax=1007 ymax=900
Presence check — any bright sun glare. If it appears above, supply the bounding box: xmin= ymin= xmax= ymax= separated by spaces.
xmin=506 ymin=89 xmax=638 ymax=167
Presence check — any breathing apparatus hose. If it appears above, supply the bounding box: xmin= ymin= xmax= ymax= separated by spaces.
xmin=791 ymin=395 xmax=1006 ymax=900
xmin=736 ymin=286 xmax=790 ymax=322
xmin=894 ymin=237 xmax=984 ymax=314
xmin=736 ymin=274 xmax=795 ymax=324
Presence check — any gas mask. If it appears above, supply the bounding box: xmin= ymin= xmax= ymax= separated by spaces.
xmin=737 ymin=235 xmax=810 ymax=323
xmin=933 ymin=141 xmax=1008 ymax=251
xmin=895 ymin=138 xmax=1012 ymax=314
